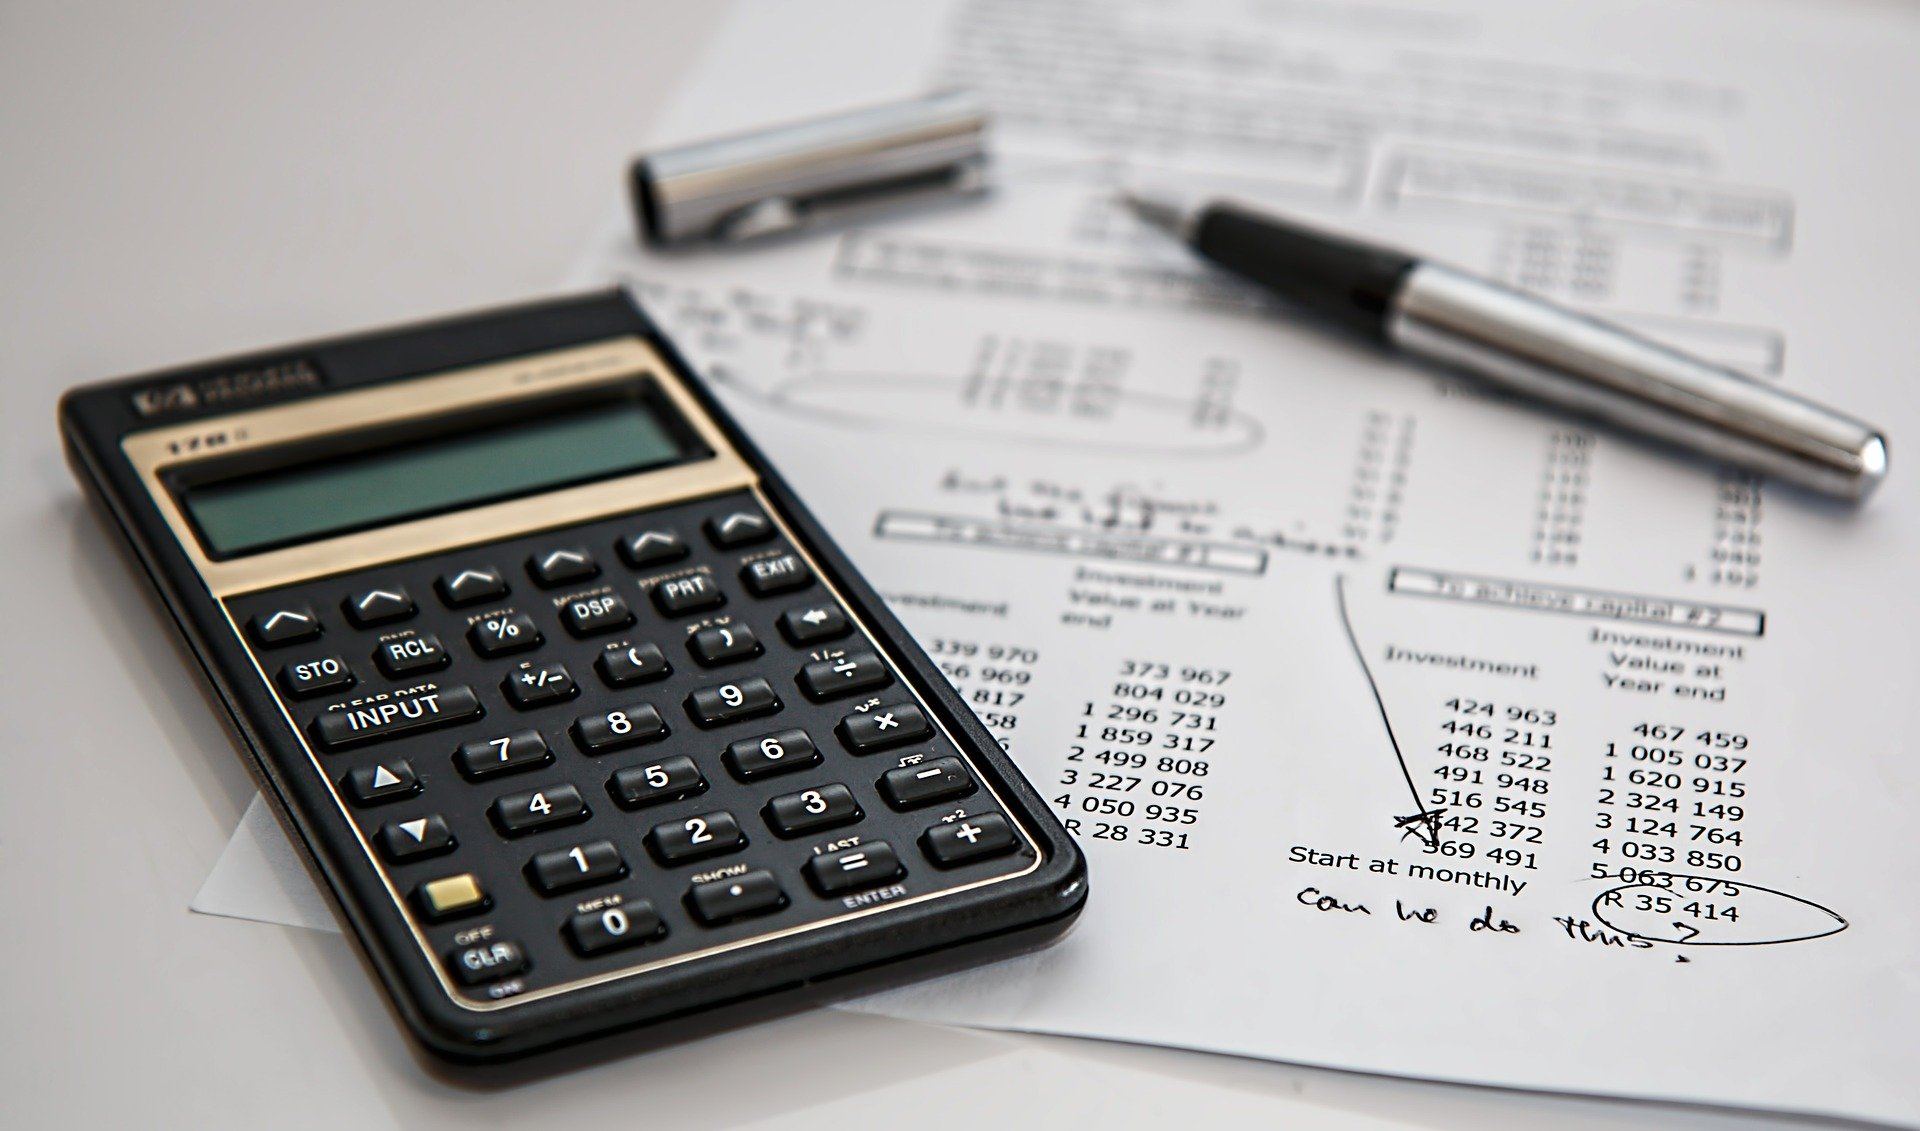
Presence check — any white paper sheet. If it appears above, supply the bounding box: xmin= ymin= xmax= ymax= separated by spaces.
xmin=200 ymin=0 xmax=1920 ymax=1123
xmin=193 ymin=794 xmax=337 ymax=933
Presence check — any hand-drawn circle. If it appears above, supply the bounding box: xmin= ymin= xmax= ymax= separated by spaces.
xmin=1592 ymin=874 xmax=1847 ymax=946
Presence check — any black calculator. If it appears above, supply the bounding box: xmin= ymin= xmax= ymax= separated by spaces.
xmin=60 ymin=292 xmax=1085 ymax=1061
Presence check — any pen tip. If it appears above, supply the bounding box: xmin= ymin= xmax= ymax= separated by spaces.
xmin=1115 ymin=188 xmax=1195 ymax=240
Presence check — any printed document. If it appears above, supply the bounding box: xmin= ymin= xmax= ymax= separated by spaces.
xmin=207 ymin=0 xmax=1920 ymax=1123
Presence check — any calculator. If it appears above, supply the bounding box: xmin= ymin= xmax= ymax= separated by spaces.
xmin=59 ymin=292 xmax=1086 ymax=1061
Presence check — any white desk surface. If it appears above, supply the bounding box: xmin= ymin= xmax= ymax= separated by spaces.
xmin=0 ymin=4 xmax=1856 ymax=1128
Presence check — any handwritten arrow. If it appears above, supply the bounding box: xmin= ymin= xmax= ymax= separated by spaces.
xmin=1334 ymin=575 xmax=1442 ymax=850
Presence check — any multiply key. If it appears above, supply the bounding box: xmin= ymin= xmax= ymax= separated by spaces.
xmin=836 ymin=702 xmax=930 ymax=752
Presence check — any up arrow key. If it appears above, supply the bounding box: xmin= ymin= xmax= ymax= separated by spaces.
xmin=344 ymin=586 xmax=416 ymax=627
xmin=248 ymin=606 xmax=321 ymax=647
xmin=529 ymin=547 xmax=600 ymax=587
xmin=706 ymin=511 xmax=773 ymax=547
xmin=436 ymin=567 xmax=507 ymax=607
xmin=620 ymin=529 xmax=688 ymax=567
xmin=343 ymin=760 xmax=419 ymax=806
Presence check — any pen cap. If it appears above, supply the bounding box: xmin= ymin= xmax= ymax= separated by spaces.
xmin=630 ymin=89 xmax=990 ymax=246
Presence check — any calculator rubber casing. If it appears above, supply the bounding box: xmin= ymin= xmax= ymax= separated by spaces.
xmin=58 ymin=291 xmax=1087 ymax=1062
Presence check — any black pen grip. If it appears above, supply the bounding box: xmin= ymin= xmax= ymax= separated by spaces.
xmin=1193 ymin=203 xmax=1416 ymax=341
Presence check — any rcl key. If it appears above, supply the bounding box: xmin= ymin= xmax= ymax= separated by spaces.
xmin=375 ymin=633 xmax=448 ymax=677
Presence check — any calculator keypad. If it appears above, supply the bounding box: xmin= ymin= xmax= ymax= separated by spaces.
xmin=226 ymin=490 xmax=1039 ymax=1004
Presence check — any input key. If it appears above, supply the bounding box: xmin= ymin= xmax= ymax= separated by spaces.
xmin=310 ymin=685 xmax=482 ymax=751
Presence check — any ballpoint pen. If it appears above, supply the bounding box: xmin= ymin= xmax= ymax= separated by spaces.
xmin=1120 ymin=191 xmax=1888 ymax=502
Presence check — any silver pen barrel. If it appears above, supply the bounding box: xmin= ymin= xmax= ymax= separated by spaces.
xmin=1387 ymin=264 xmax=1888 ymax=500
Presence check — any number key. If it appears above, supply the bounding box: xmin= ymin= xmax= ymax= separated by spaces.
xmin=645 ymin=810 xmax=745 ymax=864
xmin=608 ymin=756 xmax=706 ymax=809
xmin=685 ymin=678 xmax=780 ymax=727
xmin=566 ymin=901 xmax=664 ymax=955
xmin=528 ymin=839 xmax=625 ymax=894
xmin=491 ymin=783 xmax=589 ymax=836
xmin=454 ymin=729 xmax=554 ymax=780
xmin=764 ymin=783 xmax=861 ymax=837
xmin=723 ymin=728 xmax=820 ymax=780
xmin=572 ymin=704 xmax=668 ymax=753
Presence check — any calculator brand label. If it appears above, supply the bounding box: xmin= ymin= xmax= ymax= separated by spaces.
xmin=129 ymin=357 xmax=324 ymax=418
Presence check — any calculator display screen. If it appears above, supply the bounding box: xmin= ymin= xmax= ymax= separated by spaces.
xmin=179 ymin=395 xmax=698 ymax=557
